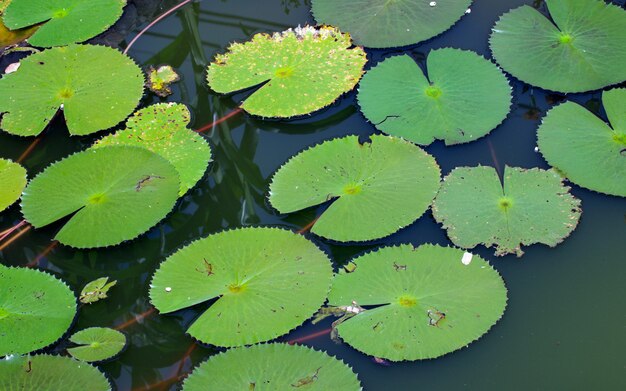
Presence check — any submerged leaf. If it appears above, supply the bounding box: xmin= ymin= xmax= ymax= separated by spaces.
xmin=147 ymin=65 xmax=180 ymax=97
xmin=67 ymin=327 xmax=126 ymax=362
xmin=79 ymin=277 xmax=116 ymax=304
xmin=0 ymin=158 xmax=26 ymax=212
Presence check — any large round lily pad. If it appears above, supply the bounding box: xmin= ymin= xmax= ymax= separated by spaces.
xmin=358 ymin=49 xmax=511 ymax=146
xmin=0 ymin=44 xmax=144 ymax=137
xmin=432 ymin=166 xmax=582 ymax=256
xmin=21 ymin=146 xmax=180 ymax=248
xmin=94 ymin=103 xmax=212 ymax=196
xmin=490 ymin=0 xmax=626 ymax=93
xmin=150 ymin=227 xmax=333 ymax=347
xmin=269 ymin=135 xmax=441 ymax=242
xmin=0 ymin=265 xmax=76 ymax=356
xmin=67 ymin=327 xmax=126 ymax=363
xmin=207 ymin=26 xmax=366 ymax=118
xmin=312 ymin=0 xmax=471 ymax=48
xmin=328 ymin=244 xmax=507 ymax=361
xmin=0 ymin=158 xmax=26 ymax=212
xmin=3 ymin=0 xmax=126 ymax=47
xmin=182 ymin=344 xmax=361 ymax=390
xmin=537 ymin=88 xmax=626 ymax=197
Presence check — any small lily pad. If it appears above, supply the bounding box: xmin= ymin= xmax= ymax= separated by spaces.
xmin=328 ymin=244 xmax=507 ymax=361
xmin=358 ymin=49 xmax=511 ymax=145
xmin=0 ymin=158 xmax=26 ymax=212
xmin=207 ymin=26 xmax=366 ymax=118
xmin=21 ymin=146 xmax=180 ymax=248
xmin=147 ymin=65 xmax=180 ymax=97
xmin=269 ymin=135 xmax=441 ymax=242
xmin=67 ymin=327 xmax=126 ymax=362
xmin=490 ymin=0 xmax=626 ymax=93
xmin=150 ymin=227 xmax=333 ymax=347
xmin=432 ymin=166 xmax=582 ymax=256
xmin=3 ymin=0 xmax=126 ymax=47
xmin=0 ymin=44 xmax=144 ymax=137
xmin=79 ymin=277 xmax=116 ymax=304
xmin=182 ymin=344 xmax=361 ymax=390
xmin=0 ymin=265 xmax=76 ymax=356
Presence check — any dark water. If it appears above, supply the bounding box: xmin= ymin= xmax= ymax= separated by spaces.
xmin=1 ymin=0 xmax=625 ymax=390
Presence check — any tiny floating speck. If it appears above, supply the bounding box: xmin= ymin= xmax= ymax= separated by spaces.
xmin=429 ymin=1 xmax=437 ymax=6
xmin=165 ymin=287 xmax=172 ymax=292
xmin=461 ymin=252 xmax=473 ymax=265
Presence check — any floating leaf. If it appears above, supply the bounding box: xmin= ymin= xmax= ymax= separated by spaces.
xmin=93 ymin=103 xmax=212 ymax=196
xmin=358 ymin=49 xmax=511 ymax=146
xmin=67 ymin=327 xmax=126 ymax=362
xmin=0 ymin=265 xmax=76 ymax=356
xmin=0 ymin=44 xmax=144 ymax=137
xmin=0 ymin=158 xmax=26 ymax=212
xmin=150 ymin=227 xmax=333 ymax=347
xmin=79 ymin=277 xmax=116 ymax=304
xmin=207 ymin=26 xmax=366 ymax=118
xmin=490 ymin=0 xmax=626 ymax=93
xmin=311 ymin=0 xmax=471 ymax=48
xmin=182 ymin=344 xmax=361 ymax=390
xmin=432 ymin=166 xmax=581 ymax=256
xmin=269 ymin=135 xmax=441 ymax=242
xmin=537 ymin=89 xmax=626 ymax=197
xmin=147 ymin=65 xmax=180 ymax=97
xmin=327 ymin=244 xmax=507 ymax=361
xmin=0 ymin=354 xmax=111 ymax=390
xmin=21 ymin=146 xmax=180 ymax=248
xmin=3 ymin=0 xmax=126 ymax=47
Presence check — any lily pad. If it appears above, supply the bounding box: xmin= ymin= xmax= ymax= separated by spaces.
xmin=206 ymin=26 xmax=366 ymax=118
xmin=182 ymin=344 xmax=361 ymax=390
xmin=79 ymin=277 xmax=116 ymax=304
xmin=147 ymin=65 xmax=180 ymax=97
xmin=268 ymin=135 xmax=441 ymax=242
xmin=490 ymin=0 xmax=626 ymax=93
xmin=327 ymin=244 xmax=507 ymax=361
xmin=311 ymin=0 xmax=471 ymax=48
xmin=537 ymin=88 xmax=626 ymax=197
xmin=0 ymin=158 xmax=26 ymax=212
xmin=150 ymin=227 xmax=333 ymax=347
xmin=0 ymin=265 xmax=76 ymax=356
xmin=21 ymin=146 xmax=180 ymax=248
xmin=93 ymin=103 xmax=212 ymax=196
xmin=0 ymin=44 xmax=144 ymax=137
xmin=358 ymin=49 xmax=511 ymax=145
xmin=432 ymin=166 xmax=582 ymax=256
xmin=0 ymin=354 xmax=111 ymax=390
xmin=67 ymin=327 xmax=126 ymax=362
xmin=3 ymin=0 xmax=126 ymax=47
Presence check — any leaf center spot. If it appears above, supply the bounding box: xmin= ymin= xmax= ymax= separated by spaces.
xmin=342 ymin=183 xmax=362 ymax=195
xmin=557 ymin=32 xmax=574 ymax=45
xmin=228 ymin=283 xmax=246 ymax=293
xmin=90 ymin=342 xmax=101 ymax=348
xmin=397 ymin=295 xmax=417 ymax=307
xmin=58 ymin=87 xmax=74 ymax=99
xmin=53 ymin=8 xmax=69 ymax=18
xmin=275 ymin=67 xmax=295 ymax=78
xmin=498 ymin=197 xmax=513 ymax=211
xmin=425 ymin=85 xmax=442 ymax=99
xmin=612 ymin=132 xmax=626 ymax=146
xmin=0 ymin=307 xmax=10 ymax=319
xmin=88 ymin=193 xmax=107 ymax=205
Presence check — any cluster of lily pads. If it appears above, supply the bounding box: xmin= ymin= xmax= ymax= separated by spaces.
xmin=0 ymin=0 xmax=625 ymax=389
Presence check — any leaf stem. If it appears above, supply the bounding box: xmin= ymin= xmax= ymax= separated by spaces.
xmin=195 ymin=107 xmax=244 ymax=133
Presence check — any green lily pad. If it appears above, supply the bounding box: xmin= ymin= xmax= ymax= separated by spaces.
xmin=537 ymin=88 xmax=626 ymax=197
xmin=269 ymin=135 xmax=441 ymax=242
xmin=206 ymin=26 xmax=366 ymax=118
xmin=0 ymin=158 xmax=26 ymax=212
xmin=67 ymin=327 xmax=126 ymax=362
xmin=358 ymin=49 xmax=511 ymax=145
xmin=311 ymin=0 xmax=471 ymax=48
xmin=432 ymin=166 xmax=582 ymax=256
xmin=21 ymin=146 xmax=180 ymax=248
xmin=490 ymin=0 xmax=626 ymax=93
xmin=3 ymin=0 xmax=126 ymax=47
xmin=147 ymin=65 xmax=180 ymax=97
xmin=79 ymin=277 xmax=116 ymax=304
xmin=182 ymin=343 xmax=361 ymax=390
xmin=0 ymin=44 xmax=144 ymax=137
xmin=328 ymin=244 xmax=507 ymax=361
xmin=0 ymin=354 xmax=111 ymax=390
xmin=93 ymin=103 xmax=212 ymax=196
xmin=150 ymin=227 xmax=333 ymax=347
xmin=0 ymin=265 xmax=76 ymax=356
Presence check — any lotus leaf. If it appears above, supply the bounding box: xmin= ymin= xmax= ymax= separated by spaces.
xmin=0 ymin=158 xmax=26 ymax=212
xmin=67 ymin=327 xmax=126 ymax=362
xmin=79 ymin=277 xmax=116 ymax=304
xmin=147 ymin=65 xmax=180 ymax=97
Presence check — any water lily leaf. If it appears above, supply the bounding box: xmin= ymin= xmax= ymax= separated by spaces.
xmin=206 ymin=26 xmax=366 ymax=118
xmin=432 ymin=166 xmax=582 ymax=256
xmin=67 ymin=327 xmax=126 ymax=362
xmin=182 ymin=344 xmax=361 ymax=390
xmin=79 ymin=277 xmax=116 ymax=304
xmin=147 ymin=65 xmax=180 ymax=97
xmin=0 ymin=158 xmax=26 ymax=212
xmin=0 ymin=354 xmax=111 ymax=390
xmin=150 ymin=227 xmax=333 ymax=347
xmin=269 ymin=135 xmax=441 ymax=242
xmin=3 ymin=0 xmax=126 ymax=47
xmin=311 ymin=0 xmax=471 ymax=48
xmin=93 ymin=103 xmax=212 ymax=196
xmin=0 ymin=44 xmax=144 ymax=137
xmin=358 ymin=49 xmax=511 ymax=145
xmin=537 ymin=89 xmax=626 ymax=197
xmin=490 ymin=0 xmax=626 ymax=93
xmin=21 ymin=146 xmax=180 ymax=248
xmin=0 ymin=265 xmax=76 ymax=356
xmin=328 ymin=244 xmax=507 ymax=361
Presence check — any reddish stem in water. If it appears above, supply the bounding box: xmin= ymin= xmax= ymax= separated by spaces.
xmin=0 ymin=224 xmax=31 ymax=251
xmin=287 ymin=328 xmax=332 ymax=345
xmin=0 ymin=220 xmax=26 ymax=241
xmin=26 ymin=241 xmax=59 ymax=268
xmin=296 ymin=217 xmax=319 ymax=234
xmin=17 ymin=136 xmax=42 ymax=163
xmin=194 ymin=107 xmax=244 ymax=134
xmin=114 ymin=307 xmax=156 ymax=331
